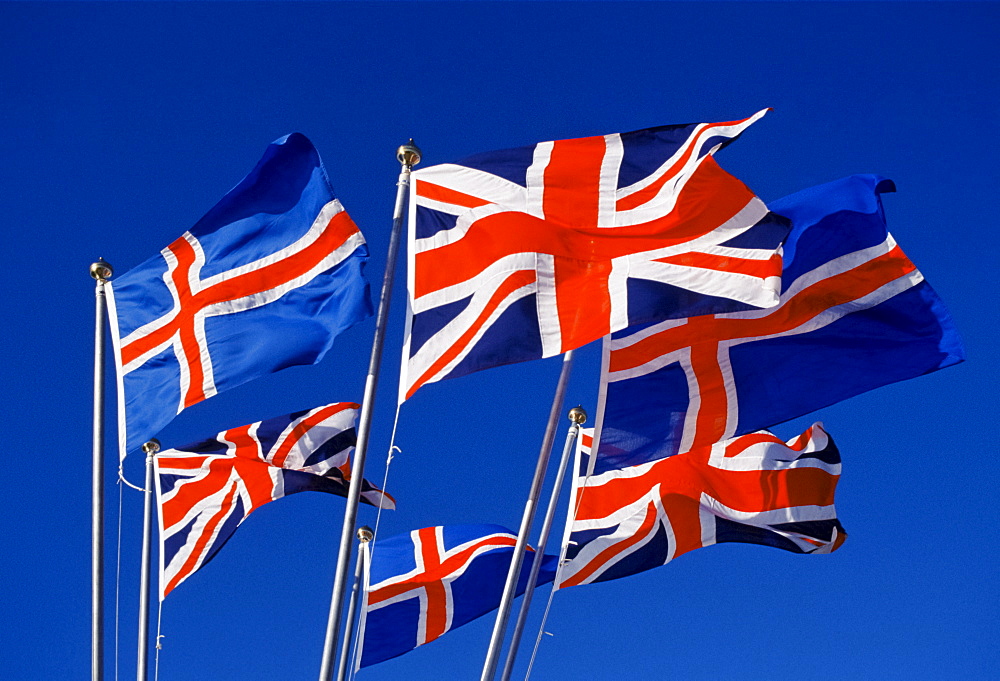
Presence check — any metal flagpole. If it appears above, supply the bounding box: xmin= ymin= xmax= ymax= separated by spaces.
xmin=318 ymin=141 xmax=421 ymax=681
xmin=498 ymin=407 xmax=585 ymax=681
xmin=480 ymin=350 xmax=575 ymax=681
xmin=90 ymin=258 xmax=112 ymax=681
xmin=136 ymin=439 xmax=159 ymax=681
xmin=336 ymin=526 xmax=373 ymax=681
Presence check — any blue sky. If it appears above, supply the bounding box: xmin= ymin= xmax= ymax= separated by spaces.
xmin=2 ymin=2 xmax=997 ymax=680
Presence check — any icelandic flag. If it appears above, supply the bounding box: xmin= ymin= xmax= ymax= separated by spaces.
xmin=592 ymin=175 xmax=965 ymax=476
xmin=560 ymin=424 xmax=845 ymax=588
xmin=107 ymin=133 xmax=372 ymax=460
xmin=155 ymin=402 xmax=393 ymax=599
xmin=357 ymin=524 xmax=558 ymax=668
xmin=400 ymin=111 xmax=791 ymax=401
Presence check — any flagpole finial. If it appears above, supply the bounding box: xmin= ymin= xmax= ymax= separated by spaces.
xmin=568 ymin=406 xmax=587 ymax=425
xmin=90 ymin=259 xmax=113 ymax=282
xmin=142 ymin=439 xmax=160 ymax=455
xmin=357 ymin=526 xmax=374 ymax=543
xmin=396 ymin=140 xmax=421 ymax=169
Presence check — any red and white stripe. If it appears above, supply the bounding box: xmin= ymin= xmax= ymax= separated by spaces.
xmin=108 ymin=199 xmax=364 ymax=423
xmin=362 ymin=527 xmax=520 ymax=646
xmin=559 ymin=424 xmax=843 ymax=588
xmin=155 ymin=402 xmax=365 ymax=599
xmin=600 ymin=232 xmax=923 ymax=457
xmin=400 ymin=111 xmax=781 ymax=401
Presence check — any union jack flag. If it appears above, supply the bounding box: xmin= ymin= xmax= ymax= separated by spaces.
xmin=357 ymin=524 xmax=557 ymax=668
xmin=399 ymin=111 xmax=790 ymax=401
xmin=559 ymin=424 xmax=846 ymax=589
xmin=108 ymin=133 xmax=372 ymax=460
xmin=154 ymin=402 xmax=393 ymax=599
xmin=591 ymin=175 xmax=965 ymax=476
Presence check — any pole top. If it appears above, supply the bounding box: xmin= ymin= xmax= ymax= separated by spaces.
xmin=357 ymin=526 xmax=374 ymax=543
xmin=90 ymin=258 xmax=113 ymax=282
xmin=568 ymin=406 xmax=587 ymax=425
xmin=396 ymin=139 xmax=422 ymax=169
xmin=142 ymin=439 xmax=160 ymax=455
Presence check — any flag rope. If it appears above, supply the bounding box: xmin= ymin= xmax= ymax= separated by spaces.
xmin=523 ymin=577 xmax=558 ymax=681
xmin=344 ymin=400 xmax=403 ymax=678
xmin=523 ymin=478 xmax=585 ymax=681
xmin=523 ymin=479 xmax=588 ymax=681
xmin=525 ymin=405 xmax=594 ymax=679
xmin=118 ymin=465 xmax=144 ymax=492
xmin=500 ymin=415 xmax=583 ymax=681
xmin=113 ymin=478 xmax=124 ymax=681
xmin=370 ymin=400 xmax=403 ymax=552
xmin=153 ymin=602 xmax=163 ymax=681
xmin=346 ymin=619 xmax=361 ymax=681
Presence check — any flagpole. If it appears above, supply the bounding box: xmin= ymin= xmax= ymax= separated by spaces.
xmin=336 ymin=526 xmax=372 ymax=681
xmin=318 ymin=141 xmax=421 ymax=681
xmin=480 ymin=350 xmax=575 ymax=681
xmin=499 ymin=407 xmax=585 ymax=681
xmin=90 ymin=258 xmax=112 ymax=681
xmin=136 ymin=439 xmax=159 ymax=681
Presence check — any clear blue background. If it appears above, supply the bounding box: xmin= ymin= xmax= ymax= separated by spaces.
xmin=2 ymin=2 xmax=996 ymax=680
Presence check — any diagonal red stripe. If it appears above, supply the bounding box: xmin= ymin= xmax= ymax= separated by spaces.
xmin=414 ymin=158 xmax=755 ymax=300
xmin=406 ymin=269 xmax=536 ymax=400
xmin=164 ymin=481 xmax=239 ymax=597
xmin=417 ymin=181 xmax=492 ymax=209
xmin=269 ymin=402 xmax=356 ymax=468
xmin=610 ymin=244 xmax=917 ymax=374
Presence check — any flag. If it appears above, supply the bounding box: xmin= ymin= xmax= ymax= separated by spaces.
xmin=399 ymin=110 xmax=790 ymax=401
xmin=107 ymin=133 xmax=372 ymax=460
xmin=559 ymin=424 xmax=845 ymax=588
xmin=592 ymin=175 xmax=965 ymax=475
xmin=357 ymin=524 xmax=558 ymax=668
xmin=154 ymin=402 xmax=393 ymax=599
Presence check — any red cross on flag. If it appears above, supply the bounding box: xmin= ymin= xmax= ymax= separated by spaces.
xmin=559 ymin=424 xmax=846 ymax=589
xmin=357 ymin=524 xmax=558 ymax=668
xmin=155 ymin=402 xmax=392 ymax=599
xmin=400 ymin=111 xmax=789 ymax=401
xmin=108 ymin=134 xmax=372 ymax=459
xmin=588 ymin=175 xmax=965 ymax=477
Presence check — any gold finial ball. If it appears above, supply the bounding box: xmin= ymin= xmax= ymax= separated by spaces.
xmin=568 ymin=406 xmax=587 ymax=425
xmin=396 ymin=139 xmax=422 ymax=168
xmin=90 ymin=259 xmax=113 ymax=281
xmin=357 ymin=526 xmax=374 ymax=543
xmin=142 ymin=438 xmax=161 ymax=454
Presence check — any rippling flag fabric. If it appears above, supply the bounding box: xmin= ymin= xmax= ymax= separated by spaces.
xmin=107 ymin=133 xmax=372 ymax=460
xmin=155 ymin=402 xmax=393 ymax=599
xmin=592 ymin=175 xmax=965 ymax=476
xmin=357 ymin=524 xmax=558 ymax=667
xmin=400 ymin=110 xmax=790 ymax=401
xmin=559 ymin=424 xmax=845 ymax=588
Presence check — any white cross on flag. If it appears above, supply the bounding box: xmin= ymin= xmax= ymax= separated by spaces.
xmin=108 ymin=134 xmax=372 ymax=459
xmin=400 ymin=111 xmax=790 ymax=401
